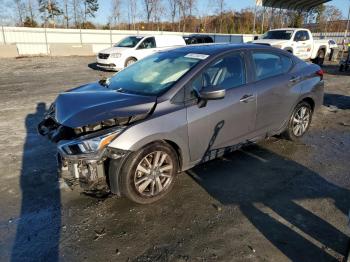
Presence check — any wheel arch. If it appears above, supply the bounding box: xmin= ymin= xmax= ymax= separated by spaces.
xmin=284 ymin=47 xmax=293 ymax=53
xmin=129 ymin=139 xmax=183 ymax=171
xmin=124 ymin=56 xmax=137 ymax=67
xmin=301 ymin=97 xmax=315 ymax=111
xmin=107 ymin=139 xmax=184 ymax=196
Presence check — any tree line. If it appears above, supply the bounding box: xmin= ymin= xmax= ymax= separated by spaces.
xmin=5 ymin=0 xmax=345 ymax=33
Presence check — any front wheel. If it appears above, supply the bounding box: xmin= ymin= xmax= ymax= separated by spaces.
xmin=114 ymin=142 xmax=178 ymax=204
xmin=125 ymin=57 xmax=137 ymax=67
xmin=282 ymin=102 xmax=313 ymax=141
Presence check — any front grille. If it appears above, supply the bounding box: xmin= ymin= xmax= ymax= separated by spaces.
xmin=98 ymin=53 xmax=109 ymax=59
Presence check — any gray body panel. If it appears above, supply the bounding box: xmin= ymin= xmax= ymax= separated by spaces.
xmin=185 ymin=83 xmax=256 ymax=163
xmin=108 ymin=45 xmax=324 ymax=172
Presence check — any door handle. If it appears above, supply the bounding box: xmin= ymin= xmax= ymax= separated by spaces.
xmin=240 ymin=94 xmax=255 ymax=103
xmin=290 ymin=76 xmax=301 ymax=83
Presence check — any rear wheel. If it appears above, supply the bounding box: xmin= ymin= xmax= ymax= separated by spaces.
xmin=115 ymin=142 xmax=178 ymax=204
xmin=314 ymin=49 xmax=325 ymax=66
xmin=282 ymin=101 xmax=313 ymax=141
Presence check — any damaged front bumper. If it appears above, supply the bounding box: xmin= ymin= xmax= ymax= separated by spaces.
xmin=57 ymin=143 xmax=130 ymax=193
xmin=38 ymin=112 xmax=130 ymax=193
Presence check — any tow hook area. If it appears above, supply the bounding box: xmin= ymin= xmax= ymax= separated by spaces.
xmin=58 ymin=155 xmax=109 ymax=193
xmin=57 ymin=147 xmax=129 ymax=195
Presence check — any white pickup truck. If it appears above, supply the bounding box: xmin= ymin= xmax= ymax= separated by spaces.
xmin=252 ymin=28 xmax=330 ymax=65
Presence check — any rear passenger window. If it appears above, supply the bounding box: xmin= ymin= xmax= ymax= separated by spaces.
xmin=252 ymin=52 xmax=292 ymax=81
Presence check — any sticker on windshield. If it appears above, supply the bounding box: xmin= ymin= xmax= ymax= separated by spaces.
xmin=184 ymin=53 xmax=209 ymax=60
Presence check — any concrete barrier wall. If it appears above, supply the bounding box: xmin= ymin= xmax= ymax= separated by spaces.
xmin=0 ymin=26 xmax=258 ymax=58
xmin=3 ymin=26 xmax=344 ymax=58
xmin=0 ymin=44 xmax=18 ymax=58
xmin=50 ymin=44 xmax=93 ymax=56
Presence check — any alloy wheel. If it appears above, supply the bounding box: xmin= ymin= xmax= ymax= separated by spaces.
xmin=134 ymin=151 xmax=174 ymax=197
xmin=292 ymin=106 xmax=310 ymax=137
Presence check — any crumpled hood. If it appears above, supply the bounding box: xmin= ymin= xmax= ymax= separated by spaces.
xmin=252 ymin=39 xmax=288 ymax=46
xmin=54 ymin=82 xmax=156 ymax=128
xmin=98 ymin=46 xmax=131 ymax=54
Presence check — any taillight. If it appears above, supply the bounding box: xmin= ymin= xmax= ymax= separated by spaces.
xmin=316 ymin=69 xmax=324 ymax=80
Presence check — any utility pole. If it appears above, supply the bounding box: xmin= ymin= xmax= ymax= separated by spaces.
xmin=341 ymin=2 xmax=350 ymax=60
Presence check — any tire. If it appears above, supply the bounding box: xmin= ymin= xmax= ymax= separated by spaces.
xmin=282 ymin=101 xmax=313 ymax=141
xmin=125 ymin=57 xmax=137 ymax=67
xmin=314 ymin=49 xmax=325 ymax=66
xmin=114 ymin=142 xmax=178 ymax=204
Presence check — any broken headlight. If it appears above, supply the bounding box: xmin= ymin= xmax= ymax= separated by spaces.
xmin=61 ymin=127 xmax=125 ymax=155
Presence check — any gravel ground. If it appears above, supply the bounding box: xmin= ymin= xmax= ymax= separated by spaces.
xmin=0 ymin=56 xmax=349 ymax=262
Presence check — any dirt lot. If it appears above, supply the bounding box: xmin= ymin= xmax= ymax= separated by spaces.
xmin=0 ymin=56 xmax=349 ymax=262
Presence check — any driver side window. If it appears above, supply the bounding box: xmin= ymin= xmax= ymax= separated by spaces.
xmin=294 ymin=31 xmax=303 ymax=41
xmin=185 ymin=53 xmax=246 ymax=100
xmin=138 ymin=37 xmax=156 ymax=49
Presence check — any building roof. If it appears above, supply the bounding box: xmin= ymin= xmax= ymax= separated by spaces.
xmin=262 ymin=0 xmax=332 ymax=11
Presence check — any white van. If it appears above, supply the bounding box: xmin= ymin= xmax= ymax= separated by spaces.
xmin=96 ymin=35 xmax=186 ymax=71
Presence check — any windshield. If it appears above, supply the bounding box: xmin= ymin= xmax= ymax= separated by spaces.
xmin=261 ymin=30 xmax=294 ymax=40
xmin=114 ymin=36 xmax=144 ymax=48
xmin=108 ymin=52 xmax=203 ymax=96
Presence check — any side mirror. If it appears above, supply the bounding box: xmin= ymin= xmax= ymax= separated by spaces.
xmin=197 ymin=86 xmax=226 ymax=108
xmin=254 ymin=36 xmax=259 ymax=40
xmin=200 ymin=86 xmax=226 ymax=100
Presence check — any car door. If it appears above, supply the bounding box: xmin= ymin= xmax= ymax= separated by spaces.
xmin=294 ymin=31 xmax=312 ymax=59
xmin=250 ymin=50 xmax=299 ymax=134
xmin=185 ymin=52 xmax=256 ymax=163
xmin=134 ymin=37 xmax=157 ymax=59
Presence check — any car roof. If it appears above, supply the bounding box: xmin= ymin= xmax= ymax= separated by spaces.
xmin=168 ymin=43 xmax=274 ymax=55
xmin=128 ymin=35 xmax=182 ymax=39
xmin=187 ymin=34 xmax=213 ymax=38
xmin=269 ymin=28 xmax=309 ymax=31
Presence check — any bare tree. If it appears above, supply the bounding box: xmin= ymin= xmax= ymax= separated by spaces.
xmin=14 ymin=0 xmax=25 ymax=25
xmin=187 ymin=0 xmax=195 ymax=17
xmin=62 ymin=0 xmax=69 ymax=28
xmin=128 ymin=0 xmax=137 ymax=30
xmin=144 ymin=0 xmax=154 ymax=23
xmin=168 ymin=0 xmax=177 ymax=30
xmin=153 ymin=0 xmax=164 ymax=30
xmin=72 ymin=0 xmax=83 ymax=27
xmin=216 ymin=0 xmax=224 ymax=32
xmin=110 ymin=0 xmax=121 ymax=28
xmin=322 ymin=5 xmax=343 ymax=32
xmin=178 ymin=0 xmax=186 ymax=32
xmin=27 ymin=0 xmax=35 ymax=23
